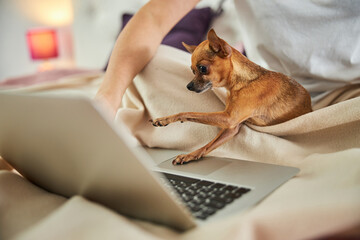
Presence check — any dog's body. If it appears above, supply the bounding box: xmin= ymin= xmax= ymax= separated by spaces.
xmin=151 ymin=29 xmax=312 ymax=165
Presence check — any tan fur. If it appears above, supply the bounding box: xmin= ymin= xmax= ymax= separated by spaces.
xmin=150 ymin=29 xmax=312 ymax=165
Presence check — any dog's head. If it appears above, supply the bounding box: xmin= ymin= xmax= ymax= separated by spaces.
xmin=182 ymin=29 xmax=233 ymax=93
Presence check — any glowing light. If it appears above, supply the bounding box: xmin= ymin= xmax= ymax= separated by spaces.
xmin=18 ymin=0 xmax=73 ymax=26
xmin=26 ymin=29 xmax=58 ymax=60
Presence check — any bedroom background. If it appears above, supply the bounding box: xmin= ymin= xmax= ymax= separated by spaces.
xmin=0 ymin=0 xmax=242 ymax=82
xmin=1 ymin=1 xmax=359 ymax=239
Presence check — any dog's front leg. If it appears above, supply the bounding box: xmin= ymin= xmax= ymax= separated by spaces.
xmin=149 ymin=113 xmax=181 ymax=127
xmin=173 ymin=124 xmax=242 ymax=165
xmin=151 ymin=111 xmax=246 ymax=129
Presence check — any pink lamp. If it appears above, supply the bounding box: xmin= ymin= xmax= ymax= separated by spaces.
xmin=26 ymin=29 xmax=58 ymax=71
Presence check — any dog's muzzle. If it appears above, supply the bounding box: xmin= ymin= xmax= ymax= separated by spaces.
xmin=186 ymin=81 xmax=212 ymax=93
xmin=186 ymin=81 xmax=196 ymax=91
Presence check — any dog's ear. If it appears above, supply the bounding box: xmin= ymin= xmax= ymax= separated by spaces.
xmin=207 ymin=29 xmax=232 ymax=58
xmin=182 ymin=42 xmax=197 ymax=53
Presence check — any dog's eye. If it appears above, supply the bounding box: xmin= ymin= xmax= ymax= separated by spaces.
xmin=198 ymin=65 xmax=207 ymax=74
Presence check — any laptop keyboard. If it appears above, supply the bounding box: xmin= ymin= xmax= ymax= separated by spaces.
xmin=159 ymin=172 xmax=251 ymax=220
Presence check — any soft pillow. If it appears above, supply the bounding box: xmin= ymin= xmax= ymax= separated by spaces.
xmin=104 ymin=7 xmax=215 ymax=71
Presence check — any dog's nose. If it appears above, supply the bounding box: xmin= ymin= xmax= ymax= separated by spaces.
xmin=187 ymin=81 xmax=195 ymax=91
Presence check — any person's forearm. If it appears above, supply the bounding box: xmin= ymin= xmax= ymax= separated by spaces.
xmin=97 ymin=0 xmax=200 ymax=111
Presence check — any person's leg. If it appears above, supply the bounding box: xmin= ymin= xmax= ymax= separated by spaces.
xmin=0 ymin=170 xmax=66 ymax=239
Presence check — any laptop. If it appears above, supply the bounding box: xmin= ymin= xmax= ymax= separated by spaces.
xmin=0 ymin=93 xmax=299 ymax=231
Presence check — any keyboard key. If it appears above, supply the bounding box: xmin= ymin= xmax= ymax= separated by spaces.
xmin=237 ymin=187 xmax=251 ymax=194
xmin=211 ymin=187 xmax=227 ymax=195
xmin=174 ymin=187 xmax=185 ymax=194
xmin=221 ymin=195 xmax=232 ymax=201
xmin=196 ymin=191 xmax=207 ymax=199
xmin=231 ymin=187 xmax=251 ymax=198
xmin=193 ymin=212 xmax=208 ymax=220
xmin=202 ymin=206 xmax=216 ymax=216
xmin=187 ymin=184 xmax=203 ymax=191
xmin=187 ymin=202 xmax=201 ymax=212
xmin=192 ymin=197 xmax=205 ymax=205
xmin=212 ymin=183 xmax=226 ymax=189
xmin=224 ymin=185 xmax=238 ymax=191
xmin=181 ymin=194 xmax=192 ymax=202
xmin=231 ymin=191 xmax=243 ymax=198
xmin=214 ymin=201 xmax=226 ymax=209
xmin=196 ymin=180 xmax=213 ymax=187
xmin=205 ymin=199 xmax=225 ymax=209
xmin=199 ymin=186 xmax=212 ymax=193
xmin=184 ymin=189 xmax=195 ymax=196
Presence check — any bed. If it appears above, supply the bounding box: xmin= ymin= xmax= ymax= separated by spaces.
xmin=0 ymin=1 xmax=359 ymax=239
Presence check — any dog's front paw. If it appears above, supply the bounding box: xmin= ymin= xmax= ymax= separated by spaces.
xmin=149 ymin=117 xmax=171 ymax=127
xmin=172 ymin=153 xmax=202 ymax=165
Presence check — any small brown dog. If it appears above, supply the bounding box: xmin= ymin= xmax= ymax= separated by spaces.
xmin=150 ymin=29 xmax=312 ymax=165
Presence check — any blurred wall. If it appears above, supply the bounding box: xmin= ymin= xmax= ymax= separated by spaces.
xmin=0 ymin=0 xmax=241 ymax=80
xmin=0 ymin=0 xmax=74 ymax=80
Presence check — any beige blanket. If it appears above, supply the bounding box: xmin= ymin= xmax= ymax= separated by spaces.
xmin=0 ymin=45 xmax=359 ymax=239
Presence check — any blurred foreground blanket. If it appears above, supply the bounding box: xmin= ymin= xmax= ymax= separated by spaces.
xmin=0 ymin=45 xmax=359 ymax=240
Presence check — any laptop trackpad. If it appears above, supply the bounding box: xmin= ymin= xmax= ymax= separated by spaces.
xmin=157 ymin=156 xmax=231 ymax=176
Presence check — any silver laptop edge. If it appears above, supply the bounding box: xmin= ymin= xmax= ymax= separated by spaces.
xmin=0 ymin=93 xmax=299 ymax=231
